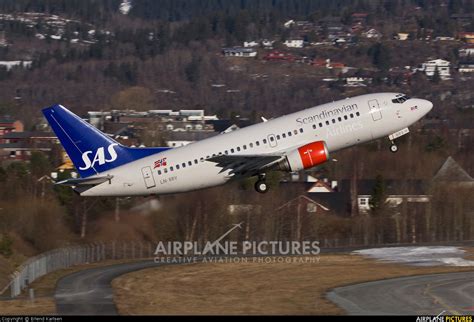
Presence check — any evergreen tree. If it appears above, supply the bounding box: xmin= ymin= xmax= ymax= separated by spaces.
xmin=369 ymin=175 xmax=386 ymax=216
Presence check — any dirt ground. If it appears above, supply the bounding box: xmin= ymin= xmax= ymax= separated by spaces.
xmin=113 ymin=250 xmax=474 ymax=315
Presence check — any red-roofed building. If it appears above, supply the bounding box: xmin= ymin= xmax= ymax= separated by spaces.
xmin=263 ymin=51 xmax=295 ymax=62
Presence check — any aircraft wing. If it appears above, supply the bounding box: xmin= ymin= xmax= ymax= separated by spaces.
xmin=55 ymin=175 xmax=113 ymax=186
xmin=207 ymin=155 xmax=283 ymax=176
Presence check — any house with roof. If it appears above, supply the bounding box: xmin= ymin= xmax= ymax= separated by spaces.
xmin=363 ymin=28 xmax=382 ymax=39
xmin=222 ymin=47 xmax=257 ymax=57
xmin=431 ymin=156 xmax=474 ymax=188
xmin=459 ymin=46 xmax=474 ymax=58
xmin=459 ymin=62 xmax=474 ymax=73
xmin=0 ymin=119 xmax=23 ymax=137
xmin=419 ymin=59 xmax=451 ymax=80
xmin=283 ymin=39 xmax=304 ymax=48
xmin=263 ymin=51 xmax=295 ymax=62
xmin=0 ymin=131 xmax=57 ymax=161
xmin=458 ymin=32 xmax=474 ymax=44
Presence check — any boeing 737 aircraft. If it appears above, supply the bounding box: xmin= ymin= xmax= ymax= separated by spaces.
xmin=42 ymin=92 xmax=432 ymax=196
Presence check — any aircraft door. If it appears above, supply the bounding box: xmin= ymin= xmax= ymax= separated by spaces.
xmin=368 ymin=99 xmax=382 ymax=121
xmin=267 ymin=134 xmax=278 ymax=148
xmin=141 ymin=166 xmax=156 ymax=189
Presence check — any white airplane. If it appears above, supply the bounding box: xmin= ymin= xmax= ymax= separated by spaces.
xmin=43 ymin=92 xmax=432 ymax=196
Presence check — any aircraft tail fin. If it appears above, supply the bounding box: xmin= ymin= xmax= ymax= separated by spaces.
xmin=42 ymin=104 xmax=169 ymax=177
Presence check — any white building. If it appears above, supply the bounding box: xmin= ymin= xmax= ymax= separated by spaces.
xmin=419 ymin=59 xmax=451 ymax=80
xmin=283 ymin=39 xmax=304 ymax=48
xmin=459 ymin=62 xmax=474 ymax=73
xmin=222 ymin=47 xmax=257 ymax=57
xmin=459 ymin=46 xmax=474 ymax=57
xmin=243 ymin=41 xmax=259 ymax=48
xmin=261 ymin=39 xmax=275 ymax=48
xmin=283 ymin=20 xmax=295 ymax=28
xmin=363 ymin=28 xmax=382 ymax=39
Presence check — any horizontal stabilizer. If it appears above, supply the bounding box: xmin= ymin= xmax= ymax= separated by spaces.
xmin=55 ymin=175 xmax=113 ymax=186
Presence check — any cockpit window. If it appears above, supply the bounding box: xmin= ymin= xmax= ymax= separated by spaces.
xmin=392 ymin=94 xmax=410 ymax=104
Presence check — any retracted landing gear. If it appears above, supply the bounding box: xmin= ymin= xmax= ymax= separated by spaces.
xmin=255 ymin=174 xmax=269 ymax=193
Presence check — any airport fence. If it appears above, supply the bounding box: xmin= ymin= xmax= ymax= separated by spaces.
xmin=1 ymin=241 xmax=156 ymax=299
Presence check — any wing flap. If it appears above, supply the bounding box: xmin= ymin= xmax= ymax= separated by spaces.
xmin=207 ymin=155 xmax=283 ymax=175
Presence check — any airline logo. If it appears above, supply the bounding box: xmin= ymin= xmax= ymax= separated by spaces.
xmin=154 ymin=157 xmax=167 ymax=169
xmin=79 ymin=143 xmax=119 ymax=170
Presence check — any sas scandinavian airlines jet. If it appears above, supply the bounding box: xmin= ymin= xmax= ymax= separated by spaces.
xmin=42 ymin=92 xmax=432 ymax=196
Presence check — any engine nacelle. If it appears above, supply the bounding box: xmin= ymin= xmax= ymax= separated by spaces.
xmin=277 ymin=141 xmax=329 ymax=172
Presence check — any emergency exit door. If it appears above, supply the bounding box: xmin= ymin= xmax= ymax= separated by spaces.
xmin=368 ymin=99 xmax=382 ymax=121
xmin=141 ymin=166 xmax=156 ymax=189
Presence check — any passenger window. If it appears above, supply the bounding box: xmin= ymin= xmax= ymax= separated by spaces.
xmin=332 ymin=119 xmax=336 ymax=124
xmin=249 ymin=143 xmax=253 ymax=148
xmin=326 ymin=120 xmax=330 ymax=125
xmin=237 ymin=147 xmax=241 ymax=151
xmin=319 ymin=123 xmax=323 ymax=127
xmin=312 ymin=124 xmax=316 ymax=129
xmin=170 ymin=166 xmax=174 ymax=171
xmin=288 ymin=132 xmax=292 ymax=137
xmin=294 ymin=130 xmax=298 ymax=135
xmin=256 ymin=141 xmax=260 ymax=146
xmin=338 ymin=117 xmax=342 ymax=122
xmin=282 ymin=133 xmax=286 ymax=138
xmin=350 ymin=114 xmax=354 ymax=118
xmin=299 ymin=128 xmax=303 ymax=133
xmin=231 ymin=148 xmax=235 ymax=153
xmin=263 ymin=139 xmax=267 ymax=144
xmin=356 ymin=112 xmax=360 ymax=117
xmin=225 ymin=150 xmax=229 ymax=154
xmin=344 ymin=115 xmax=348 ymax=120
xmin=188 ymin=161 xmax=192 ymax=166
xmin=164 ymin=168 xmax=168 ymax=173
xmin=270 ymin=137 xmax=275 ymax=142
xmin=176 ymin=164 xmax=180 ymax=170
xmin=182 ymin=163 xmax=186 ymax=168
xmin=194 ymin=159 xmax=198 ymax=164
xmin=243 ymin=145 xmax=247 ymax=150
xmin=158 ymin=170 xmax=162 ymax=175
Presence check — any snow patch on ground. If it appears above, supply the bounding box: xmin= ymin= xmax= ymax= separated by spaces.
xmin=119 ymin=0 xmax=132 ymax=15
xmin=353 ymin=246 xmax=474 ymax=267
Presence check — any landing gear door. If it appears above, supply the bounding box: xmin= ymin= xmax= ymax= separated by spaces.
xmin=368 ymin=99 xmax=382 ymax=121
xmin=141 ymin=166 xmax=156 ymax=189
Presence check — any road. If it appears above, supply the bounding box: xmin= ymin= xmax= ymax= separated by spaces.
xmin=327 ymin=271 xmax=474 ymax=315
xmin=55 ymin=260 xmax=160 ymax=315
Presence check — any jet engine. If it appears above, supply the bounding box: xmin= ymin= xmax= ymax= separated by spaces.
xmin=276 ymin=141 xmax=329 ymax=172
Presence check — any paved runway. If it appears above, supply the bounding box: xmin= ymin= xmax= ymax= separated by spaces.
xmin=55 ymin=260 xmax=160 ymax=315
xmin=327 ymin=271 xmax=474 ymax=315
